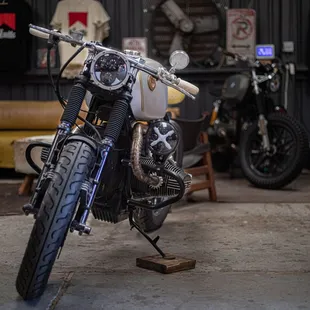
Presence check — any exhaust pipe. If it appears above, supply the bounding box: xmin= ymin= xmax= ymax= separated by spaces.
xmin=131 ymin=123 xmax=163 ymax=188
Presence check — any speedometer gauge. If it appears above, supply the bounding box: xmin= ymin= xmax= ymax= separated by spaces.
xmin=90 ymin=51 xmax=130 ymax=91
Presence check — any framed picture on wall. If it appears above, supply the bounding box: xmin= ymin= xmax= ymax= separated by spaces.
xmin=37 ymin=48 xmax=56 ymax=69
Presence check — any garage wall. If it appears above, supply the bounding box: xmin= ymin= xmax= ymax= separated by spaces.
xmin=0 ymin=0 xmax=146 ymax=100
xmin=1 ymin=0 xmax=310 ymax=133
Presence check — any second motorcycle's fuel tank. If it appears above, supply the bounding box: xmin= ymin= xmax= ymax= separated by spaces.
xmin=131 ymin=58 xmax=168 ymax=120
xmin=221 ymin=74 xmax=250 ymax=102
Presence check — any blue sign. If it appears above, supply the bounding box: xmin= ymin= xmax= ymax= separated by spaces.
xmin=255 ymin=44 xmax=275 ymax=59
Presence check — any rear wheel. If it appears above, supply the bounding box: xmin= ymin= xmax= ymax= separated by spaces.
xmin=15 ymin=141 xmax=95 ymax=300
xmin=297 ymin=121 xmax=310 ymax=169
xmin=239 ymin=113 xmax=308 ymax=189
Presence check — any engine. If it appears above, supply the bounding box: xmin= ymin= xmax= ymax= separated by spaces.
xmin=91 ymin=120 xmax=192 ymax=224
xmin=91 ymin=155 xmax=191 ymax=224
xmin=130 ymin=156 xmax=192 ymax=199
xmin=131 ymin=120 xmax=192 ymax=196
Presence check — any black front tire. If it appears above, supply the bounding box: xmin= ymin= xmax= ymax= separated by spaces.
xmin=15 ymin=141 xmax=95 ymax=300
xmin=239 ymin=113 xmax=308 ymax=189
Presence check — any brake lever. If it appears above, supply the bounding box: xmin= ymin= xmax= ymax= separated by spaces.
xmin=164 ymin=81 xmax=196 ymax=100
xmin=156 ymin=68 xmax=195 ymax=100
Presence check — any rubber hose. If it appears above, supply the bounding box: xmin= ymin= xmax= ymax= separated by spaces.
xmin=61 ymin=83 xmax=86 ymax=127
xmin=104 ymin=99 xmax=129 ymax=143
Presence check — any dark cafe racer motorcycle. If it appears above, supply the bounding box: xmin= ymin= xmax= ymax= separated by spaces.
xmin=15 ymin=24 xmax=199 ymax=300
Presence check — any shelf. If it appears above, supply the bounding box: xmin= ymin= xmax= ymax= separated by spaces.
xmin=25 ymin=68 xmax=60 ymax=76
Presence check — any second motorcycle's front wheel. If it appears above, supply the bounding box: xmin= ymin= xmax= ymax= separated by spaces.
xmin=239 ymin=113 xmax=308 ymax=190
xmin=15 ymin=141 xmax=95 ymax=300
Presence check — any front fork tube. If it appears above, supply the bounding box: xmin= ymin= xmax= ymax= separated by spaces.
xmin=258 ymin=114 xmax=270 ymax=151
xmin=25 ymin=122 xmax=71 ymax=213
xmin=210 ymin=99 xmax=221 ymax=126
xmin=254 ymin=79 xmax=270 ymax=151
xmin=72 ymin=91 xmax=132 ymax=233
xmin=77 ymin=141 xmax=113 ymax=232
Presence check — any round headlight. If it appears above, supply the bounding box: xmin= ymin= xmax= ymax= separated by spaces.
xmin=90 ymin=51 xmax=130 ymax=91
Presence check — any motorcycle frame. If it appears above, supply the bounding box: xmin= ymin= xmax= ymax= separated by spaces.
xmin=210 ymin=65 xmax=284 ymax=145
xmin=24 ymin=65 xmax=186 ymax=233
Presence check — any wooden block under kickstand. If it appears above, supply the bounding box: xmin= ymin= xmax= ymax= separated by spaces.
xmin=136 ymin=254 xmax=196 ymax=274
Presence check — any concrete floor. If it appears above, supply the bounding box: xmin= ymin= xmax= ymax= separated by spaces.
xmin=2 ymin=172 xmax=310 ymax=219
xmin=0 ymin=201 xmax=310 ymax=309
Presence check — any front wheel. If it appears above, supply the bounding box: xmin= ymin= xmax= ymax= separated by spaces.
xmin=16 ymin=141 xmax=95 ymax=300
xmin=239 ymin=113 xmax=308 ymax=190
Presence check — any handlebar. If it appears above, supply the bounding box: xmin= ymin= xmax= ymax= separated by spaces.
xmin=221 ymin=47 xmax=282 ymax=65
xmin=28 ymin=24 xmax=199 ymax=99
xmin=29 ymin=28 xmax=50 ymax=40
xmin=219 ymin=47 xmax=283 ymax=77
xmin=219 ymin=48 xmax=259 ymax=67
xmin=176 ymin=79 xmax=199 ymax=95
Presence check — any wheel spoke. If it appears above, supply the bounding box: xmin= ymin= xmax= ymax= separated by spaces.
xmin=252 ymin=153 xmax=266 ymax=169
xmin=270 ymin=156 xmax=285 ymax=173
xmin=277 ymin=140 xmax=295 ymax=154
xmin=271 ymin=126 xmax=285 ymax=144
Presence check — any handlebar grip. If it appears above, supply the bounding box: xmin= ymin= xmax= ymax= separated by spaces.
xmin=29 ymin=28 xmax=49 ymax=40
xmin=176 ymin=79 xmax=199 ymax=96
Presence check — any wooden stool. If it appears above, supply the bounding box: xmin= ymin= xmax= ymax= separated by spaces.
xmin=13 ymin=135 xmax=55 ymax=196
xmin=185 ymin=132 xmax=217 ymax=201
xmin=18 ymin=174 xmax=36 ymax=196
xmin=173 ymin=115 xmax=217 ymax=202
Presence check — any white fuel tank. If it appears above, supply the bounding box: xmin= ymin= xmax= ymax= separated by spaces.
xmin=131 ymin=58 xmax=168 ymax=121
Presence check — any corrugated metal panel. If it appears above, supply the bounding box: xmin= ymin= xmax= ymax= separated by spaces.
xmin=296 ymin=78 xmax=310 ymax=135
xmin=1 ymin=0 xmax=310 ymax=133
xmin=0 ymin=0 xmax=145 ymax=101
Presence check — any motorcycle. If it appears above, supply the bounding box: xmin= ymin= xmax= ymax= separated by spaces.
xmin=207 ymin=50 xmax=309 ymax=189
xmin=16 ymin=24 xmax=199 ymax=300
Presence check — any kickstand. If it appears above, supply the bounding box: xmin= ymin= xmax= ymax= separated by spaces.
xmin=129 ymin=209 xmax=167 ymax=258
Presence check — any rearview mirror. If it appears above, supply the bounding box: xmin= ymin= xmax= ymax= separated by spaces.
xmin=169 ymin=50 xmax=190 ymax=70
